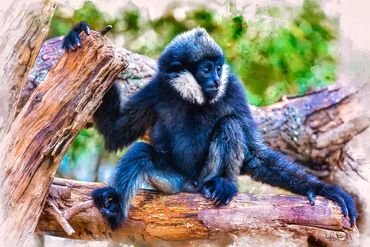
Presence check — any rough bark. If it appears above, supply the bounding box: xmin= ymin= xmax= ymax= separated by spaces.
xmin=36 ymin=178 xmax=359 ymax=246
xmin=20 ymin=37 xmax=156 ymax=112
xmin=0 ymin=31 xmax=128 ymax=246
xmin=0 ymin=0 xmax=56 ymax=134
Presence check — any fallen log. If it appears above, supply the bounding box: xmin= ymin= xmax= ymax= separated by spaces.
xmin=36 ymin=178 xmax=359 ymax=246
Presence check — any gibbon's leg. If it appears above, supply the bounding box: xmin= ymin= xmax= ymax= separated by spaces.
xmin=92 ymin=142 xmax=197 ymax=229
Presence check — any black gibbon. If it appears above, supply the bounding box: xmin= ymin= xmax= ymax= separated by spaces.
xmin=63 ymin=22 xmax=356 ymax=229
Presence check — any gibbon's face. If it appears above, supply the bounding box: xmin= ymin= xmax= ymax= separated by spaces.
xmin=194 ymin=58 xmax=227 ymax=102
xmin=168 ymin=58 xmax=229 ymax=105
xmin=159 ymin=28 xmax=228 ymax=105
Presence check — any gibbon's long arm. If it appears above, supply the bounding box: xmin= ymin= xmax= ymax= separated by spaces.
xmin=239 ymin=108 xmax=357 ymax=226
xmin=93 ymin=82 xmax=158 ymax=151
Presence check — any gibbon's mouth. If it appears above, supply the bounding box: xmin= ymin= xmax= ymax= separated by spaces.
xmin=204 ymin=87 xmax=218 ymax=99
xmin=205 ymin=87 xmax=218 ymax=93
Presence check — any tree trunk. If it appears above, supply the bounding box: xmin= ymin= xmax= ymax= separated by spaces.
xmin=0 ymin=31 xmax=127 ymax=246
xmin=0 ymin=0 xmax=56 ymax=134
xmin=36 ymin=178 xmax=359 ymax=246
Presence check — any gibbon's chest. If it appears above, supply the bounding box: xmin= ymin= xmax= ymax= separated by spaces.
xmin=153 ymin=104 xmax=218 ymax=175
xmin=156 ymin=105 xmax=216 ymax=146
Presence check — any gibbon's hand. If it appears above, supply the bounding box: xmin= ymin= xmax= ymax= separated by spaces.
xmin=307 ymin=183 xmax=357 ymax=226
xmin=92 ymin=187 xmax=123 ymax=230
xmin=201 ymin=177 xmax=238 ymax=207
xmin=62 ymin=21 xmax=90 ymax=52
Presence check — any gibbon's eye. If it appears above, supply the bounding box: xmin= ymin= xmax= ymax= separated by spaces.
xmin=216 ymin=65 xmax=222 ymax=76
xmin=170 ymin=62 xmax=182 ymax=72
xmin=202 ymin=63 xmax=212 ymax=74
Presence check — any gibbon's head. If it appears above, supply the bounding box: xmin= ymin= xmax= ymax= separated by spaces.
xmin=158 ymin=28 xmax=229 ymax=105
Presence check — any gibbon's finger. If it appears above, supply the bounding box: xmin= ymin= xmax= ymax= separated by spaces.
xmin=67 ymin=43 xmax=75 ymax=52
xmin=62 ymin=41 xmax=68 ymax=51
xmin=80 ymin=21 xmax=90 ymax=35
xmin=62 ymin=36 xmax=71 ymax=51
xmin=70 ymin=31 xmax=81 ymax=47
xmin=201 ymin=187 xmax=212 ymax=199
xmin=307 ymin=191 xmax=316 ymax=206
xmin=211 ymin=191 xmax=217 ymax=199
xmin=215 ymin=199 xmax=224 ymax=207
xmin=224 ymin=198 xmax=230 ymax=205
xmin=323 ymin=191 xmax=349 ymax=217
xmin=335 ymin=187 xmax=357 ymax=226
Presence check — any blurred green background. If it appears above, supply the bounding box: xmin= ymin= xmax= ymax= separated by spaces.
xmin=52 ymin=0 xmax=338 ymax=183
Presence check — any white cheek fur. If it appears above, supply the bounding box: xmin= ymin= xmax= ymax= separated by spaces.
xmin=170 ymin=65 xmax=229 ymax=105
xmin=170 ymin=71 xmax=205 ymax=105
xmin=210 ymin=64 xmax=229 ymax=104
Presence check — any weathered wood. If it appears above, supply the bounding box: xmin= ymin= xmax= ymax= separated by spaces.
xmin=36 ymin=178 xmax=359 ymax=246
xmin=0 ymin=0 xmax=56 ymax=134
xmin=21 ymin=37 xmax=156 ymax=111
xmin=0 ymin=31 xmax=128 ymax=246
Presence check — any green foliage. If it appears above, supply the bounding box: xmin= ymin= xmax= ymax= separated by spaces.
xmin=50 ymin=0 xmax=337 ymax=105
xmin=59 ymin=128 xmax=102 ymax=178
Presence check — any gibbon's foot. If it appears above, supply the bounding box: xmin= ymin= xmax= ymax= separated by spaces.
xmin=201 ymin=177 xmax=238 ymax=207
xmin=62 ymin=21 xmax=90 ymax=51
xmin=307 ymin=184 xmax=357 ymax=226
xmin=92 ymin=187 xmax=123 ymax=230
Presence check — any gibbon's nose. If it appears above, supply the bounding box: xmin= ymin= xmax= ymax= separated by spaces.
xmin=214 ymin=79 xmax=220 ymax=88
xmin=205 ymin=80 xmax=218 ymax=90
xmin=213 ymin=72 xmax=220 ymax=88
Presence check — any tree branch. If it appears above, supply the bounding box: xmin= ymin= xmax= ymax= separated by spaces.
xmin=36 ymin=178 xmax=358 ymax=246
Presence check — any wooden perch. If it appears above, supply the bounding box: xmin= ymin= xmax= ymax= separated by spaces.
xmin=0 ymin=31 xmax=127 ymax=245
xmin=36 ymin=178 xmax=358 ymax=246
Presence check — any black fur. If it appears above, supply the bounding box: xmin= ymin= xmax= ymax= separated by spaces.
xmin=62 ymin=21 xmax=90 ymax=51
xmin=63 ymin=23 xmax=357 ymax=229
xmin=91 ymin=187 xmax=122 ymax=230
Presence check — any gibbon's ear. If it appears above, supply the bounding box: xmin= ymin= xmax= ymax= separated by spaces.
xmin=170 ymin=62 xmax=182 ymax=73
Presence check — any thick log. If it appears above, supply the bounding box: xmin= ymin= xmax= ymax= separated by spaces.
xmin=36 ymin=178 xmax=359 ymax=246
xmin=0 ymin=31 xmax=127 ymax=246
